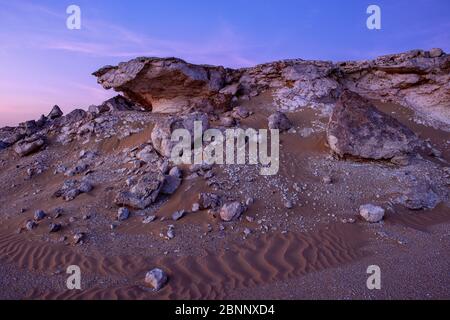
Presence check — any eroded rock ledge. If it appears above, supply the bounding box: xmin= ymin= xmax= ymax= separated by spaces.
xmin=93 ymin=49 xmax=450 ymax=130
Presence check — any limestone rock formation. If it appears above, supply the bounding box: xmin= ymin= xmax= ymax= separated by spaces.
xmin=338 ymin=50 xmax=450 ymax=129
xmin=93 ymin=57 xmax=233 ymax=114
xmin=327 ymin=90 xmax=421 ymax=160
xmin=93 ymin=49 xmax=449 ymax=130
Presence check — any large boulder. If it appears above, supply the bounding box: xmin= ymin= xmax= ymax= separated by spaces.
xmin=93 ymin=57 xmax=233 ymax=114
xmin=327 ymin=91 xmax=421 ymax=160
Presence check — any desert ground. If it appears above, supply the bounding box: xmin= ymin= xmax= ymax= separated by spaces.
xmin=0 ymin=49 xmax=449 ymax=299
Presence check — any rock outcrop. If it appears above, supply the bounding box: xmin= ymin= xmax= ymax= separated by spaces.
xmin=327 ymin=90 xmax=420 ymax=160
xmin=93 ymin=57 xmax=233 ymax=114
xmin=93 ymin=49 xmax=449 ymax=130
xmin=339 ymin=50 xmax=450 ymax=129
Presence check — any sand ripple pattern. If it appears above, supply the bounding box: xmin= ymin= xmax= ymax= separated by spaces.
xmin=0 ymin=225 xmax=367 ymax=299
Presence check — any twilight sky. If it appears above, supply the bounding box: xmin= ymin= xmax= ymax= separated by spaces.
xmin=0 ymin=0 xmax=449 ymax=127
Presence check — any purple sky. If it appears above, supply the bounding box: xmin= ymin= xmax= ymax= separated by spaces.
xmin=1 ymin=0 xmax=449 ymax=127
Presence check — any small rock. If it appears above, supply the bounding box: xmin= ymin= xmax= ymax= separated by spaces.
xmin=73 ymin=232 xmax=85 ymax=244
xmin=245 ymin=197 xmax=254 ymax=206
xmin=49 ymin=223 xmax=62 ymax=233
xmin=429 ymin=147 xmax=442 ymax=158
xmin=25 ymin=220 xmax=37 ymax=231
xmin=268 ymin=112 xmax=292 ymax=132
xmin=233 ymin=106 xmax=250 ymax=119
xmin=284 ymin=200 xmax=293 ymax=209
xmin=244 ymin=228 xmax=252 ymax=236
xmin=167 ymin=228 xmax=175 ymax=239
xmin=54 ymin=209 xmax=64 ymax=219
xmin=245 ymin=216 xmax=254 ymax=223
xmin=172 ymin=210 xmax=186 ymax=221
xmin=63 ymin=188 xmax=81 ymax=201
xmin=169 ymin=166 xmax=182 ymax=178
xmin=142 ymin=215 xmax=156 ymax=224
xmin=198 ymin=193 xmax=222 ymax=210
xmin=322 ymin=176 xmax=333 ymax=184
xmin=391 ymin=155 xmax=411 ymax=166
xmin=144 ymin=268 xmax=168 ymax=291
xmin=359 ymin=204 xmax=385 ymax=223
xmin=161 ymin=175 xmax=181 ymax=195
xmin=79 ymin=181 xmax=93 ymax=193
xmin=219 ymin=202 xmax=245 ymax=222
xmin=191 ymin=203 xmax=200 ymax=212
xmin=220 ymin=116 xmax=236 ymax=127
xmin=117 ymin=207 xmax=130 ymax=221
xmin=34 ymin=210 xmax=46 ymax=221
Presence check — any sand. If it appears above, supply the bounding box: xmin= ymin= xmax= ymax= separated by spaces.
xmin=0 ymin=94 xmax=449 ymax=300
